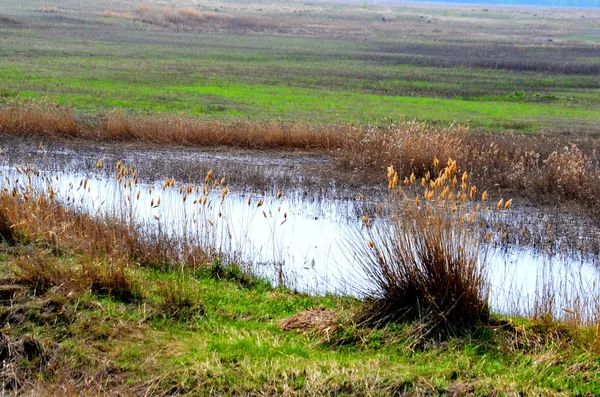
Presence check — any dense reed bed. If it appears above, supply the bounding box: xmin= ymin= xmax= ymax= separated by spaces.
xmin=1 ymin=99 xmax=599 ymax=215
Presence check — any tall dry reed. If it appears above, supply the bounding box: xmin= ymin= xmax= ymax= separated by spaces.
xmin=352 ymin=158 xmax=505 ymax=335
xmin=0 ymin=98 xmax=79 ymax=137
xmin=99 ymin=109 xmax=346 ymax=149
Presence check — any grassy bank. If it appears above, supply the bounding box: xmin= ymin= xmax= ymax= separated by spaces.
xmin=1 ymin=247 xmax=598 ymax=395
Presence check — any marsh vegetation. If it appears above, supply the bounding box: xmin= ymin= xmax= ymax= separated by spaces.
xmin=0 ymin=0 xmax=599 ymax=395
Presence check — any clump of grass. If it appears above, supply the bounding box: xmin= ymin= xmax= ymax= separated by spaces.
xmin=207 ymin=261 xmax=270 ymax=290
xmin=155 ymin=274 xmax=205 ymax=321
xmin=13 ymin=252 xmax=138 ymax=302
xmin=353 ymin=159 xmax=501 ymax=336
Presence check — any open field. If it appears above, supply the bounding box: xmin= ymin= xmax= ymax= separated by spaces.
xmin=1 ymin=0 xmax=600 ymax=132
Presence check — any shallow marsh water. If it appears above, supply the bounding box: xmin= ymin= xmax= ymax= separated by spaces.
xmin=1 ymin=136 xmax=599 ymax=321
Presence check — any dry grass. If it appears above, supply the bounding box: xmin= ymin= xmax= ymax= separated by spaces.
xmin=0 ymin=161 xmax=233 ymax=273
xmin=337 ymin=120 xmax=600 ymax=215
xmin=0 ymin=99 xmax=79 ymax=138
xmin=1 ymin=99 xmax=599 ymax=214
xmin=279 ymin=306 xmax=338 ymax=333
xmin=101 ymin=6 xmax=279 ymax=32
xmin=351 ymin=159 xmax=502 ymax=335
xmin=99 ymin=109 xmax=346 ymax=149
xmin=0 ymin=180 xmax=139 ymax=300
xmin=36 ymin=7 xmax=60 ymax=14
xmin=12 ymin=252 xmax=137 ymax=302
xmin=0 ymin=332 xmax=47 ymax=392
xmin=0 ymin=170 xmax=154 ymax=300
xmin=352 ymin=157 xmax=600 ymax=334
xmin=100 ymin=10 xmax=133 ymax=20
xmin=337 ymin=121 xmax=469 ymax=177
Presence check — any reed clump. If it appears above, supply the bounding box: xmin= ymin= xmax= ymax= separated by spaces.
xmin=0 ymin=186 xmax=139 ymax=299
xmin=337 ymin=120 xmax=600 ymax=216
xmin=337 ymin=121 xmax=468 ymax=177
xmin=354 ymin=158 xmax=504 ymax=336
xmin=99 ymin=110 xmax=346 ymax=149
xmin=0 ymin=161 xmax=235 ymax=272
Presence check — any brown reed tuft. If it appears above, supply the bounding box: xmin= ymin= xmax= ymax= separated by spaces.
xmin=0 ymin=98 xmax=79 ymax=137
xmin=352 ymin=159 xmax=500 ymax=336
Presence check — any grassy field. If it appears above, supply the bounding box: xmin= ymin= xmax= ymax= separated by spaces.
xmin=1 ymin=0 xmax=599 ymax=132
xmin=1 ymin=246 xmax=598 ymax=396
xmin=1 ymin=248 xmax=599 ymax=396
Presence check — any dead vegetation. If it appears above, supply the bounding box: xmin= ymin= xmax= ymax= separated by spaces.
xmin=0 ymin=163 xmax=217 ymax=273
xmin=101 ymin=6 xmax=280 ymax=32
xmin=279 ymin=306 xmax=338 ymax=334
xmin=0 ymin=331 xmax=48 ymax=392
xmin=36 ymin=7 xmax=60 ymax=14
xmin=352 ymin=160 xmax=493 ymax=336
xmin=1 ymin=99 xmax=599 ymax=216
xmin=0 ymin=99 xmax=79 ymax=138
xmin=98 ymin=109 xmax=346 ymax=149
xmin=337 ymin=120 xmax=600 ymax=216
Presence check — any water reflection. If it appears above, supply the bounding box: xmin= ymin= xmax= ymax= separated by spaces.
xmin=1 ymin=165 xmax=598 ymax=321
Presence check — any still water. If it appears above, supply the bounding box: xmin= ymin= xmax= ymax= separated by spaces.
xmin=2 ymin=165 xmax=598 ymax=321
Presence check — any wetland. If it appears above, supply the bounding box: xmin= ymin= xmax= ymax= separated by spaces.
xmin=0 ymin=0 xmax=599 ymax=395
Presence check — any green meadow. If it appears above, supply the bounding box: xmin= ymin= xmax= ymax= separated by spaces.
xmin=1 ymin=0 xmax=599 ymax=132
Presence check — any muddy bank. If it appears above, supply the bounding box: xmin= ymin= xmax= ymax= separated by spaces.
xmin=0 ymin=134 xmax=383 ymax=200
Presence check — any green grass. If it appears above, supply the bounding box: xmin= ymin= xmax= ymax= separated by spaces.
xmin=5 ymin=63 xmax=599 ymax=131
xmin=0 ymin=243 xmax=598 ymax=395
xmin=1 ymin=1 xmax=600 ymax=133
